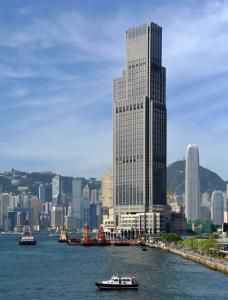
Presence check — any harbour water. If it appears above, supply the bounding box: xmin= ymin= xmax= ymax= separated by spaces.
xmin=0 ymin=234 xmax=228 ymax=300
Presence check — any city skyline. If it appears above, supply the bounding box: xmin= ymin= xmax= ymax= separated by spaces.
xmin=0 ymin=1 xmax=228 ymax=179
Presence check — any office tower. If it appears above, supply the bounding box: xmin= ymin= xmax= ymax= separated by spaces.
xmin=91 ymin=189 xmax=99 ymax=204
xmin=200 ymin=192 xmax=211 ymax=221
xmin=185 ymin=144 xmax=200 ymax=222
xmin=51 ymin=206 xmax=63 ymax=228
xmin=113 ymin=23 xmax=167 ymax=222
xmin=72 ymin=179 xmax=84 ymax=228
xmin=30 ymin=196 xmax=40 ymax=231
xmin=52 ymin=175 xmax=62 ymax=206
xmin=83 ymin=184 xmax=90 ymax=201
xmin=0 ymin=193 xmax=10 ymax=230
xmin=224 ymin=184 xmax=228 ymax=223
xmin=39 ymin=184 xmax=45 ymax=202
xmin=9 ymin=195 xmax=19 ymax=208
xmin=211 ymin=191 xmax=224 ymax=226
xmin=100 ymin=167 xmax=113 ymax=209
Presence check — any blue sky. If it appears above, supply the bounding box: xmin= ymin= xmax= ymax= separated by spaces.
xmin=0 ymin=0 xmax=228 ymax=180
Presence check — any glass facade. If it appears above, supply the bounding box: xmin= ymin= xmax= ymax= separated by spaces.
xmin=113 ymin=23 xmax=167 ymax=217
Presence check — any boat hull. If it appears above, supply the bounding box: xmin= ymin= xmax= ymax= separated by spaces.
xmin=68 ymin=239 xmax=81 ymax=246
xmin=95 ymin=282 xmax=138 ymax=290
xmin=58 ymin=239 xmax=68 ymax=243
xmin=95 ymin=242 xmax=111 ymax=246
xmin=19 ymin=240 xmax=37 ymax=246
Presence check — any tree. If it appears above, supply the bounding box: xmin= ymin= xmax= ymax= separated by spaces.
xmin=198 ymin=239 xmax=220 ymax=255
xmin=161 ymin=233 xmax=181 ymax=243
xmin=182 ymin=237 xmax=199 ymax=251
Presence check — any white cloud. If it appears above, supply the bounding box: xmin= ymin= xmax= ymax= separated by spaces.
xmin=0 ymin=1 xmax=228 ymax=178
xmin=16 ymin=7 xmax=32 ymax=16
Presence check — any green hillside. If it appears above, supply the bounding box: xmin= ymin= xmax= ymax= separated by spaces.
xmin=167 ymin=160 xmax=227 ymax=194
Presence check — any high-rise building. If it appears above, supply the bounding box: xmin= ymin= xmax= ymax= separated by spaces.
xmin=51 ymin=206 xmax=63 ymax=228
xmin=200 ymin=192 xmax=211 ymax=221
xmin=224 ymin=184 xmax=228 ymax=223
xmin=82 ymin=184 xmax=90 ymax=202
xmin=52 ymin=175 xmax=62 ymax=206
xmin=0 ymin=193 xmax=10 ymax=230
xmin=72 ymin=179 xmax=84 ymax=228
xmin=30 ymin=196 xmax=40 ymax=231
xmin=90 ymin=189 xmax=99 ymax=204
xmin=211 ymin=191 xmax=224 ymax=226
xmin=39 ymin=184 xmax=45 ymax=202
xmin=100 ymin=167 xmax=113 ymax=209
xmin=9 ymin=195 xmax=19 ymax=209
xmin=113 ymin=23 xmax=167 ymax=223
xmin=185 ymin=144 xmax=200 ymax=222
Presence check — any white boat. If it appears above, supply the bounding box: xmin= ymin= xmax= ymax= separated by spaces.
xmin=49 ymin=227 xmax=59 ymax=237
xmin=95 ymin=274 xmax=138 ymax=290
xmin=19 ymin=220 xmax=37 ymax=245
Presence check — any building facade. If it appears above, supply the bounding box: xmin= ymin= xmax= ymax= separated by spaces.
xmin=52 ymin=175 xmax=62 ymax=206
xmin=51 ymin=206 xmax=63 ymax=228
xmin=224 ymin=184 xmax=228 ymax=223
xmin=100 ymin=167 xmax=113 ymax=209
xmin=185 ymin=144 xmax=200 ymax=222
xmin=72 ymin=179 xmax=84 ymax=228
xmin=113 ymin=23 xmax=167 ymax=223
xmin=211 ymin=191 xmax=224 ymax=226
xmin=0 ymin=193 xmax=10 ymax=230
xmin=39 ymin=184 xmax=46 ymax=202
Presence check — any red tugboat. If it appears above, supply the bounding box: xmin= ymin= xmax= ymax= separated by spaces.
xmin=68 ymin=237 xmax=81 ymax=246
xmin=80 ymin=225 xmax=94 ymax=246
xmin=58 ymin=224 xmax=68 ymax=243
xmin=96 ymin=226 xmax=110 ymax=246
xmin=19 ymin=220 xmax=37 ymax=245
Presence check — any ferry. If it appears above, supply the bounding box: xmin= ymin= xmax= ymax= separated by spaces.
xmin=95 ymin=274 xmax=139 ymax=290
xmin=19 ymin=220 xmax=37 ymax=245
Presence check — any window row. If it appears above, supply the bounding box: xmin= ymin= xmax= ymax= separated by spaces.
xmin=116 ymin=103 xmax=143 ymax=113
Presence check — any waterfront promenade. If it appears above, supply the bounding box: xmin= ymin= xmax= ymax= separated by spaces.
xmin=146 ymin=242 xmax=228 ymax=274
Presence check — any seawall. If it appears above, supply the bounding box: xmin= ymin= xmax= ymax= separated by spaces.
xmin=147 ymin=243 xmax=228 ymax=274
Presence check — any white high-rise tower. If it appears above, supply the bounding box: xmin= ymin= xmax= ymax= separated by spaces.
xmin=185 ymin=144 xmax=200 ymax=221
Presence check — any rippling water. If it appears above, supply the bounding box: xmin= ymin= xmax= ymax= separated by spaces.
xmin=0 ymin=234 xmax=228 ymax=299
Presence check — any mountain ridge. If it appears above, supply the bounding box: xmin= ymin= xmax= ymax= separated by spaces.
xmin=167 ymin=160 xmax=227 ymax=195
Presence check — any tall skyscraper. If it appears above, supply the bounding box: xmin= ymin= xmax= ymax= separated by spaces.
xmin=72 ymin=179 xmax=84 ymax=228
xmin=51 ymin=206 xmax=63 ymax=228
xmin=30 ymin=196 xmax=40 ymax=231
xmin=39 ymin=184 xmax=45 ymax=202
xmin=224 ymin=184 xmax=228 ymax=223
xmin=100 ymin=167 xmax=113 ymax=209
xmin=52 ymin=175 xmax=62 ymax=206
xmin=185 ymin=144 xmax=200 ymax=222
xmin=90 ymin=189 xmax=99 ymax=204
xmin=113 ymin=23 xmax=167 ymax=222
xmin=0 ymin=193 xmax=10 ymax=230
xmin=211 ymin=191 xmax=224 ymax=226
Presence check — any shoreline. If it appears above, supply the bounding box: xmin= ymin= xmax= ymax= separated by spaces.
xmin=147 ymin=243 xmax=228 ymax=274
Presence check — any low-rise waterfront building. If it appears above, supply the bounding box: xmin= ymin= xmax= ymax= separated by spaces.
xmin=118 ymin=211 xmax=186 ymax=237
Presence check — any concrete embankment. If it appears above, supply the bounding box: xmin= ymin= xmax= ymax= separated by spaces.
xmin=147 ymin=243 xmax=228 ymax=274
